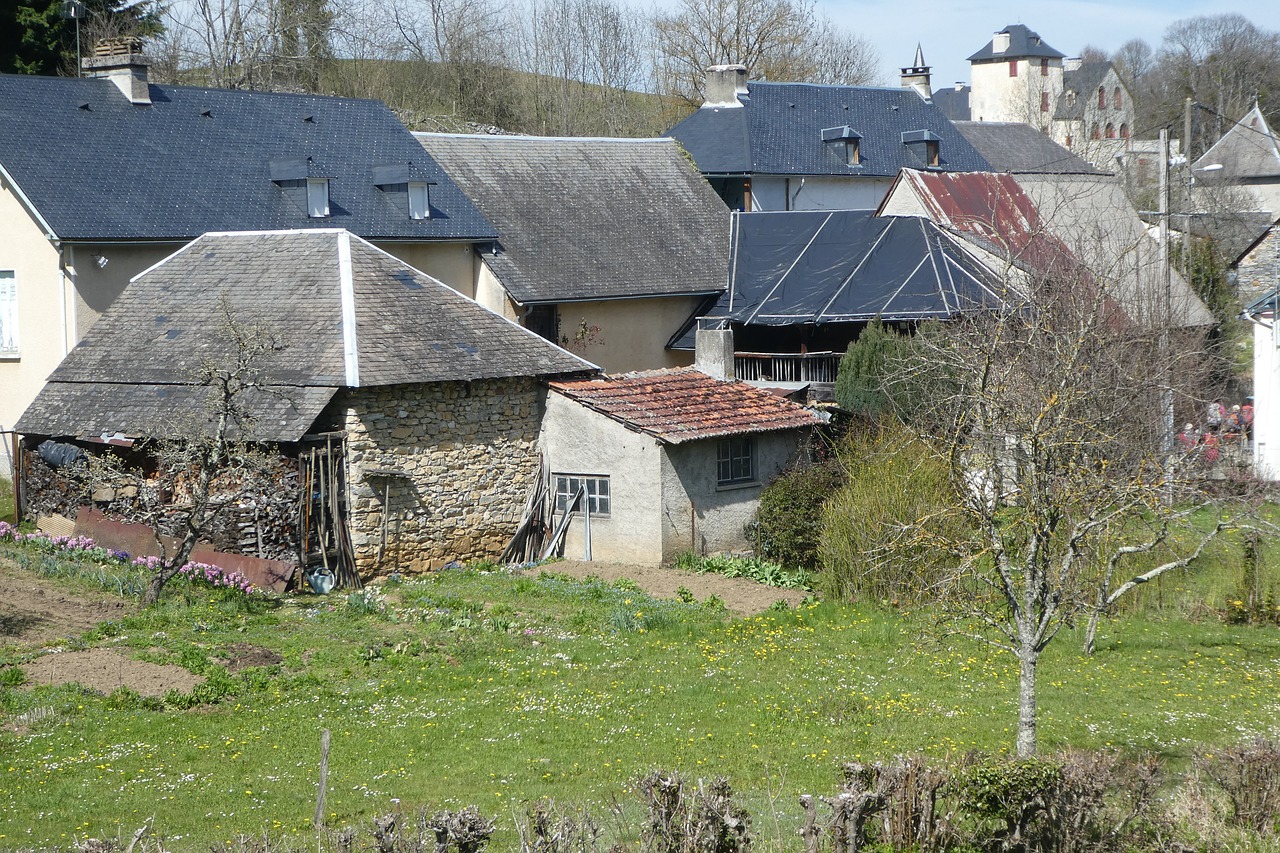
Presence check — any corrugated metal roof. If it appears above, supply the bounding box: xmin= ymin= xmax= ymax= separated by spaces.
xmin=550 ymin=367 xmax=822 ymax=443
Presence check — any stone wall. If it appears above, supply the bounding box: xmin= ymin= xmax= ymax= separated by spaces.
xmin=1238 ymin=227 xmax=1280 ymax=302
xmin=339 ymin=378 xmax=544 ymax=576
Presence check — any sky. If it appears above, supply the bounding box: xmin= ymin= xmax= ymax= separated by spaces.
xmin=826 ymin=0 xmax=1280 ymax=91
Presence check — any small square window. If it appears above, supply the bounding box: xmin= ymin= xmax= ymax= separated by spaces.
xmin=0 ymin=271 xmax=17 ymax=354
xmin=307 ymin=178 xmax=330 ymax=218
xmin=554 ymin=474 xmax=610 ymax=516
xmin=717 ymin=437 xmax=755 ymax=486
xmin=408 ymin=182 xmax=430 ymax=220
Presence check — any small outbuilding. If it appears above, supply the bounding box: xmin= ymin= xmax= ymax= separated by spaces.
xmin=540 ymin=362 xmax=823 ymax=564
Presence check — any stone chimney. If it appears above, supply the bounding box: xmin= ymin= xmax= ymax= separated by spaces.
xmin=900 ymin=44 xmax=932 ymax=101
xmin=992 ymin=30 xmax=1011 ymax=53
xmin=703 ymin=65 xmax=748 ymax=109
xmin=83 ymin=38 xmax=152 ymax=105
xmin=695 ymin=327 xmax=735 ymax=380
xmin=1064 ymin=56 xmax=1082 ymax=72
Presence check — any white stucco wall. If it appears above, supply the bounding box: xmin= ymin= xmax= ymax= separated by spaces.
xmin=970 ymin=59 xmax=1064 ymax=125
xmin=750 ymin=176 xmax=891 ymax=212
xmin=659 ymin=430 xmax=804 ymax=560
xmin=1253 ymin=319 xmax=1280 ymax=480
xmin=539 ymin=392 xmax=666 ymax=564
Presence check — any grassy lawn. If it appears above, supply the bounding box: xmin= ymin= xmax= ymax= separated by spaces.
xmin=4 ymin=546 xmax=1280 ymax=849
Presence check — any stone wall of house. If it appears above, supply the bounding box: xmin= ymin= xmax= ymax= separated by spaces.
xmin=1238 ymin=227 xmax=1280 ymax=301
xmin=340 ymin=378 xmax=544 ymax=576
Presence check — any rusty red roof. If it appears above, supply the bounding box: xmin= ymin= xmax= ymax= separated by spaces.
xmin=549 ymin=368 xmax=823 ymax=443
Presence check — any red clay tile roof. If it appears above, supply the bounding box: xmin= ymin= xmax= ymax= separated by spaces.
xmin=549 ymin=367 xmax=823 ymax=443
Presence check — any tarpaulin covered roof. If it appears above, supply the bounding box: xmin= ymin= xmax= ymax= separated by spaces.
xmin=675 ymin=210 xmax=1009 ymax=342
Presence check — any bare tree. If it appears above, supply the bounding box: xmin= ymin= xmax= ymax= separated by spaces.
xmin=880 ymin=199 xmax=1238 ymax=756
xmin=652 ymin=0 xmax=879 ymax=107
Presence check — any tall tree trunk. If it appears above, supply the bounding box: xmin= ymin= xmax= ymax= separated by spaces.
xmin=1017 ymin=645 xmax=1038 ymax=756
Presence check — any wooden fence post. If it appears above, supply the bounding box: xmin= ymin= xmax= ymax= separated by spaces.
xmin=315 ymin=728 xmax=331 ymax=831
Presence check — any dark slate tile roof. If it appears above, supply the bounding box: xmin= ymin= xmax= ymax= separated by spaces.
xmin=954 ymin=122 xmax=1103 ymax=174
xmin=550 ymin=367 xmax=822 ymax=443
xmin=19 ymin=230 xmax=595 ymax=439
xmin=417 ymin=135 xmax=730 ymax=303
xmin=1054 ymin=62 xmax=1114 ymax=121
xmin=0 ymin=73 xmax=495 ymax=241
xmin=665 ymin=82 xmax=990 ymax=178
xmin=967 ymin=25 xmax=1065 ymax=62
xmin=932 ymin=85 xmax=971 ymax=122
xmin=1195 ymin=104 xmax=1280 ymax=181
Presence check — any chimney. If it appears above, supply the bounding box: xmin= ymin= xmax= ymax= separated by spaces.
xmin=703 ymin=65 xmax=747 ymax=109
xmin=1064 ymin=56 xmax=1082 ymax=72
xmin=899 ymin=44 xmax=932 ymax=101
xmin=83 ymin=38 xmax=151 ymax=105
xmin=695 ymin=327 xmax=735 ymax=380
xmin=992 ymin=30 xmax=1011 ymax=54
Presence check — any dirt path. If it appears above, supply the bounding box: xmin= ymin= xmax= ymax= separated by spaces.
xmin=0 ymin=557 xmax=132 ymax=648
xmin=542 ymin=560 xmax=808 ymax=615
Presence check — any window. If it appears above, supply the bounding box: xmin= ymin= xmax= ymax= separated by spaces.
xmin=306 ymin=178 xmax=330 ymax=218
xmin=717 ymin=437 xmax=755 ymax=486
xmin=1065 ymin=134 xmax=1073 ymax=148
xmin=1113 ymin=86 xmax=1122 ymax=110
xmin=1066 ymin=90 xmax=1076 ymax=107
xmin=1098 ymin=86 xmax=1106 ymax=110
xmin=1119 ymin=123 xmax=1129 ymax=139
xmin=0 ymin=271 xmax=16 ymax=355
xmin=1105 ymin=123 xmax=1116 ymax=139
xmin=408 ymin=182 xmax=430 ymax=220
xmin=554 ymin=475 xmax=610 ymax=516
xmin=1040 ymin=58 xmax=1049 ymax=76
xmin=1009 ymin=60 xmax=1018 ymax=77
xmin=1090 ymin=123 xmax=1101 ymax=141
xmin=926 ymin=140 xmax=939 ymax=166
xmin=1040 ymin=91 xmax=1050 ymax=112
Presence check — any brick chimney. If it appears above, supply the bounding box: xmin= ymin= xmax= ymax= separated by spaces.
xmin=83 ymin=38 xmax=152 ymax=105
xmin=703 ymin=65 xmax=747 ymax=109
xmin=900 ymin=44 xmax=932 ymax=101
xmin=695 ymin=327 xmax=735 ymax=380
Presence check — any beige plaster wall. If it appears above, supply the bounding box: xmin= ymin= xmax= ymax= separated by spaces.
xmin=377 ymin=241 xmax=479 ymax=299
xmin=553 ymin=296 xmax=703 ymax=374
xmin=339 ymin=377 xmax=544 ymax=577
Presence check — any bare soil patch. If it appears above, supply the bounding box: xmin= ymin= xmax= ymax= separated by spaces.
xmin=20 ymin=648 xmax=205 ymax=697
xmin=543 ymin=560 xmax=807 ymax=615
xmin=216 ymin=641 xmax=283 ymax=672
xmin=0 ymin=557 xmax=132 ymax=647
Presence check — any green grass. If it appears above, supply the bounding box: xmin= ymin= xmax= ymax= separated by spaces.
xmin=4 ymin=551 xmax=1280 ymax=848
xmin=0 ymin=477 xmax=14 ymax=524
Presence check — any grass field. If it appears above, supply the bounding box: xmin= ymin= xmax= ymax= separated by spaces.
xmin=4 ymin=543 xmax=1280 ymax=849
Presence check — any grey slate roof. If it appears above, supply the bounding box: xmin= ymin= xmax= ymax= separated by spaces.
xmin=932 ymin=85 xmax=971 ymax=122
xmin=665 ymin=82 xmax=990 ymax=178
xmin=954 ymin=122 xmax=1103 ymax=174
xmin=416 ymin=135 xmax=730 ymax=304
xmin=967 ymin=25 xmax=1065 ymax=62
xmin=1054 ymin=62 xmax=1114 ymax=121
xmin=1195 ymin=104 xmax=1280 ymax=181
xmin=18 ymin=230 xmax=595 ymax=440
xmin=0 ymin=73 xmax=495 ymax=242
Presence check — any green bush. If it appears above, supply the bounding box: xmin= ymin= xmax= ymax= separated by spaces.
xmin=819 ymin=422 xmax=963 ymax=602
xmin=753 ymin=457 xmax=846 ymax=572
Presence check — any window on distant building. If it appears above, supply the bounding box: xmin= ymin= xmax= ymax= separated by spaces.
xmin=0 ymin=271 xmax=16 ymax=356
xmin=1091 ymin=123 xmax=1101 ymax=140
xmin=407 ymin=182 xmax=430 ymax=220
xmin=1040 ymin=58 xmax=1049 ymax=76
xmin=717 ymin=437 xmax=756 ymax=486
xmin=1066 ymin=90 xmax=1076 ymax=107
xmin=1113 ymin=86 xmax=1123 ymax=110
xmin=1065 ymin=134 xmax=1073 ymax=148
xmin=1119 ymin=123 xmax=1129 ymax=139
xmin=1105 ymin=123 xmax=1116 ymax=139
xmin=1009 ymin=60 xmax=1018 ymax=77
xmin=1098 ymin=86 xmax=1106 ymax=110
xmin=554 ymin=474 xmax=610 ymax=516
xmin=1041 ymin=91 xmax=1050 ymax=112
xmin=306 ymin=178 xmax=330 ymax=218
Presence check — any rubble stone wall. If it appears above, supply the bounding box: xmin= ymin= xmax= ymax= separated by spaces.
xmin=1238 ymin=227 xmax=1280 ymax=301
xmin=339 ymin=378 xmax=544 ymax=576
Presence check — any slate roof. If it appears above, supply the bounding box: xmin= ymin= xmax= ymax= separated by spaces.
xmin=18 ymin=230 xmax=595 ymax=440
xmin=0 ymin=72 xmax=495 ymax=241
xmin=1054 ymin=62 xmax=1115 ymax=121
xmin=665 ymin=82 xmax=990 ymax=178
xmin=671 ymin=210 xmax=1009 ymax=348
xmin=932 ymin=85 xmax=971 ymax=122
xmin=1194 ymin=103 xmax=1280 ymax=182
xmin=967 ymin=25 xmax=1065 ymax=63
xmin=954 ymin=122 xmax=1103 ymax=174
xmin=416 ymin=135 xmax=730 ymax=304
xmin=549 ymin=367 xmax=822 ymax=443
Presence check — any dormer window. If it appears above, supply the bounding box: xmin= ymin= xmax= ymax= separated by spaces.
xmin=901 ymin=129 xmax=941 ymax=168
xmin=307 ymin=178 xmax=330 ymax=218
xmin=408 ymin=182 xmax=430 ymax=220
xmin=821 ymin=125 xmax=862 ymax=167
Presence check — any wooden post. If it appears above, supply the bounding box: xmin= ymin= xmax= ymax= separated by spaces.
xmin=314 ymin=728 xmax=331 ymax=831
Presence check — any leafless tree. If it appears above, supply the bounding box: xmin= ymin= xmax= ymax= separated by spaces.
xmin=879 ymin=193 xmax=1242 ymax=757
xmin=652 ymin=0 xmax=879 ymax=107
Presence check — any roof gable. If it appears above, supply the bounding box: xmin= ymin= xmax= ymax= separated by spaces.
xmin=1195 ymin=103 xmax=1280 ymax=181
xmin=416 ymin=135 xmax=731 ymax=303
xmin=666 ymin=82 xmax=990 ymax=178
xmin=550 ymin=367 xmax=822 ymax=443
xmin=0 ymin=73 xmax=495 ymax=242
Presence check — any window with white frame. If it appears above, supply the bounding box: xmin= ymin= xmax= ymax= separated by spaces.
xmin=408 ymin=182 xmax=430 ymax=220
xmin=554 ymin=474 xmax=610 ymax=516
xmin=307 ymin=178 xmax=331 ymax=218
xmin=717 ymin=436 xmax=755 ymax=486
xmin=0 ymin=271 xmax=16 ymax=355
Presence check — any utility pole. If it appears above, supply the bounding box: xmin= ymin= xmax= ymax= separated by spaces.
xmin=1159 ymin=127 xmax=1175 ymax=465
xmin=1182 ymin=97 xmax=1194 ymax=267
xmin=60 ymin=0 xmax=85 ymax=78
